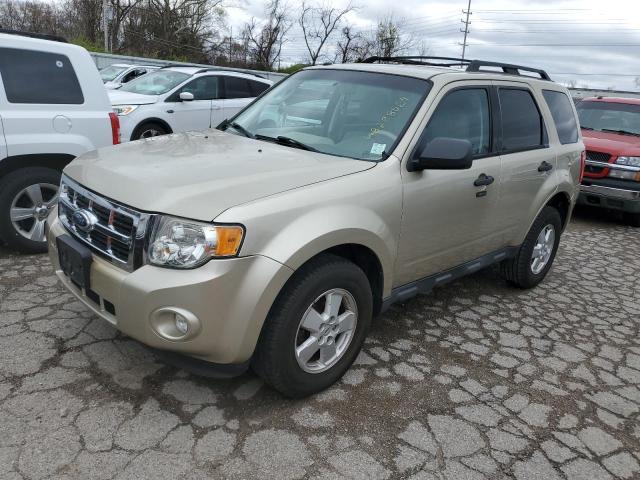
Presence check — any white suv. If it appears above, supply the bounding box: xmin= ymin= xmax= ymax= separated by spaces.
xmin=108 ymin=67 xmax=272 ymax=141
xmin=99 ymin=64 xmax=159 ymax=90
xmin=0 ymin=30 xmax=118 ymax=253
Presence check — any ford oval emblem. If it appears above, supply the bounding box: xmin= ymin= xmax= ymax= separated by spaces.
xmin=71 ymin=209 xmax=98 ymax=233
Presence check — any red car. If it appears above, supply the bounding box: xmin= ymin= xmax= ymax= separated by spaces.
xmin=576 ymin=97 xmax=640 ymax=226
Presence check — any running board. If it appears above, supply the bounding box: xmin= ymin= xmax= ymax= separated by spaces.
xmin=381 ymin=246 xmax=518 ymax=311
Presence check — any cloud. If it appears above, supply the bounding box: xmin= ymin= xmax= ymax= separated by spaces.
xmin=226 ymin=0 xmax=640 ymax=90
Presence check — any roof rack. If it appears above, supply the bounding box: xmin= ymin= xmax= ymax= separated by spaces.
xmin=466 ymin=60 xmax=551 ymax=81
xmin=0 ymin=28 xmax=67 ymax=43
xmin=194 ymin=67 xmax=266 ymax=79
xmin=360 ymin=56 xmax=551 ymax=81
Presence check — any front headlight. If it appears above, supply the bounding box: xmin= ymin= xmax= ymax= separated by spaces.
xmin=148 ymin=216 xmax=244 ymax=269
xmin=113 ymin=105 xmax=139 ymax=116
xmin=616 ymin=156 xmax=640 ymax=167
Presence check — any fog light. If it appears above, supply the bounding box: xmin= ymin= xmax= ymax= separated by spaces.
xmin=175 ymin=314 xmax=189 ymax=335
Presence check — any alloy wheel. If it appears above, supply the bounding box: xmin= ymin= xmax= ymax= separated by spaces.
xmin=10 ymin=183 xmax=58 ymax=242
xmin=530 ymin=224 xmax=555 ymax=274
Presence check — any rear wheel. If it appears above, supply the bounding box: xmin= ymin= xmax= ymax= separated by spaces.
xmin=0 ymin=167 xmax=60 ymax=253
xmin=252 ymin=254 xmax=373 ymax=398
xmin=132 ymin=122 xmax=168 ymax=140
xmin=500 ymin=206 xmax=562 ymax=289
xmin=623 ymin=212 xmax=640 ymax=227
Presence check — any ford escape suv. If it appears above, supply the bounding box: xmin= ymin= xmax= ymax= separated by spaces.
xmin=46 ymin=57 xmax=583 ymax=397
xmin=576 ymin=97 xmax=640 ymax=226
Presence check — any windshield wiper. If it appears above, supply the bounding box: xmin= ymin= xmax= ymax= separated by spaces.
xmin=580 ymin=126 xmax=594 ymax=130
xmin=218 ymin=119 xmax=255 ymax=138
xmin=601 ymin=128 xmax=640 ymax=137
xmin=254 ymin=134 xmax=320 ymax=152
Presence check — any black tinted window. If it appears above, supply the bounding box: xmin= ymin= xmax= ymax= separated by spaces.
xmin=0 ymin=47 xmax=83 ymax=104
xmin=423 ymin=88 xmax=491 ymax=155
xmin=543 ymin=90 xmax=579 ymax=144
xmin=249 ymin=80 xmax=270 ymax=96
xmin=499 ymin=89 xmax=544 ymax=151
xmin=176 ymin=76 xmax=219 ymax=100
xmin=224 ymin=77 xmax=252 ymax=98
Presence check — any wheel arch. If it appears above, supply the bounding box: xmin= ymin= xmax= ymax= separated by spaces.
xmin=131 ymin=117 xmax=173 ymax=140
xmin=545 ymin=190 xmax=572 ymax=231
xmin=0 ymin=153 xmax=74 ymax=179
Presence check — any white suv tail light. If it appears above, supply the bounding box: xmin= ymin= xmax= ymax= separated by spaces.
xmin=109 ymin=112 xmax=120 ymax=145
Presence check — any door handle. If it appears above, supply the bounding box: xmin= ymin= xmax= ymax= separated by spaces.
xmin=166 ymin=109 xmax=174 ymax=114
xmin=538 ymin=161 xmax=553 ymax=172
xmin=474 ymin=173 xmax=495 ymax=187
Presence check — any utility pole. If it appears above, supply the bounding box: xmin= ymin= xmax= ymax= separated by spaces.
xmin=460 ymin=0 xmax=472 ymax=61
xmin=229 ymin=27 xmax=232 ymax=63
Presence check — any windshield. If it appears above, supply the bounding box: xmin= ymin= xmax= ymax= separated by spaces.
xmin=226 ymin=69 xmax=431 ymax=161
xmin=577 ymin=101 xmax=640 ymax=136
xmin=119 ymin=70 xmax=189 ymax=95
xmin=100 ymin=65 xmax=128 ymax=82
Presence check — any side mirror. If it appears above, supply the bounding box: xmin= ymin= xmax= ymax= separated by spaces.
xmin=179 ymin=91 xmax=194 ymax=101
xmin=407 ymin=137 xmax=473 ymax=172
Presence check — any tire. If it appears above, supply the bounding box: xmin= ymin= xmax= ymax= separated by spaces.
xmin=0 ymin=167 xmax=61 ymax=253
xmin=500 ymin=206 xmax=562 ymax=289
xmin=132 ymin=122 xmax=168 ymax=140
xmin=252 ymin=253 xmax=373 ymax=398
xmin=623 ymin=212 xmax=640 ymax=227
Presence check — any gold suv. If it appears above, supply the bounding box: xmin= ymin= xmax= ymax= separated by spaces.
xmin=47 ymin=57 xmax=584 ymax=397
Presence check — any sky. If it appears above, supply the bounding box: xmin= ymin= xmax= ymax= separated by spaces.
xmin=224 ymin=0 xmax=640 ymax=91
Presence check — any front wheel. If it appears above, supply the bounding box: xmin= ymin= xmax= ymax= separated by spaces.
xmin=500 ymin=206 xmax=562 ymax=289
xmin=0 ymin=167 xmax=60 ymax=253
xmin=252 ymin=254 xmax=373 ymax=398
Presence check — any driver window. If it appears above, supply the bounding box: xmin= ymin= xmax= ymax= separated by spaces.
xmin=423 ymin=88 xmax=491 ymax=156
xmin=174 ymin=76 xmax=219 ymax=101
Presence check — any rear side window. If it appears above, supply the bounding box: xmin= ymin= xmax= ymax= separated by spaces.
xmin=543 ymin=90 xmax=579 ymax=144
xmin=422 ymin=88 xmax=491 ymax=155
xmin=224 ymin=77 xmax=252 ymax=99
xmin=0 ymin=47 xmax=84 ymax=104
xmin=498 ymin=88 xmax=544 ymax=152
xmin=249 ymin=80 xmax=270 ymax=96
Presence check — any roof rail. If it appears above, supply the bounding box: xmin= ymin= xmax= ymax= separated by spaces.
xmin=159 ymin=63 xmax=199 ymax=69
xmin=360 ymin=55 xmax=551 ymax=81
xmin=0 ymin=28 xmax=67 ymax=43
xmin=194 ymin=67 xmax=266 ymax=79
xmin=361 ymin=56 xmax=470 ymax=67
xmin=466 ymin=60 xmax=551 ymax=81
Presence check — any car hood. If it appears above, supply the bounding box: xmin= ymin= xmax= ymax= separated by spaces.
xmin=582 ymin=129 xmax=640 ymax=156
xmin=108 ymin=89 xmax=158 ymax=105
xmin=64 ymin=130 xmax=375 ymax=221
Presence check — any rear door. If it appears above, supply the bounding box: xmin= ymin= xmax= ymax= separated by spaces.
xmin=221 ymin=76 xmax=258 ymax=122
xmin=492 ymin=81 xmax=559 ymax=244
xmin=395 ymin=83 xmax=504 ymax=286
xmin=165 ymin=75 xmax=219 ymax=132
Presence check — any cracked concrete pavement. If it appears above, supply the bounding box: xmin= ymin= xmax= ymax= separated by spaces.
xmin=1 ymin=208 xmax=639 ymax=479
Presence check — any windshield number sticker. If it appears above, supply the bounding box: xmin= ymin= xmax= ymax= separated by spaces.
xmin=368 ymin=97 xmax=409 ymax=139
xmin=370 ymin=143 xmax=387 ymax=155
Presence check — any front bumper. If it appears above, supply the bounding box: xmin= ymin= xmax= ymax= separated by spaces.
xmin=47 ymin=215 xmax=293 ymax=366
xmin=578 ymin=181 xmax=640 ymax=213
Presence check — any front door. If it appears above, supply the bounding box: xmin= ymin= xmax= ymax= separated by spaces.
xmin=221 ymin=76 xmax=255 ymax=122
xmin=167 ymin=75 xmax=219 ymax=132
xmin=395 ymin=83 xmax=504 ymax=287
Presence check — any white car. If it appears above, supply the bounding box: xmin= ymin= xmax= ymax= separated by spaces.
xmin=0 ymin=30 xmax=118 ymax=253
xmin=99 ymin=63 xmax=159 ymax=90
xmin=108 ymin=67 xmax=272 ymax=141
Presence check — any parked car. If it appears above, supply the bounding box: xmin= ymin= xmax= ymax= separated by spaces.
xmin=46 ymin=58 xmax=582 ymax=397
xmin=0 ymin=30 xmax=119 ymax=253
xmin=99 ymin=63 xmax=160 ymax=90
xmin=575 ymin=97 xmax=640 ymax=226
xmin=108 ymin=67 xmax=272 ymax=141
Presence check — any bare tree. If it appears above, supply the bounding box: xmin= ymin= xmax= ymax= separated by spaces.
xmin=374 ymin=16 xmax=413 ymax=57
xmin=243 ymin=0 xmax=290 ymax=70
xmin=300 ymin=1 xmax=355 ymax=65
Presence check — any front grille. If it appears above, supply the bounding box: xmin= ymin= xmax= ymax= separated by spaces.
xmin=585 ymin=151 xmax=612 ymax=175
xmin=58 ymin=176 xmax=149 ymax=271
